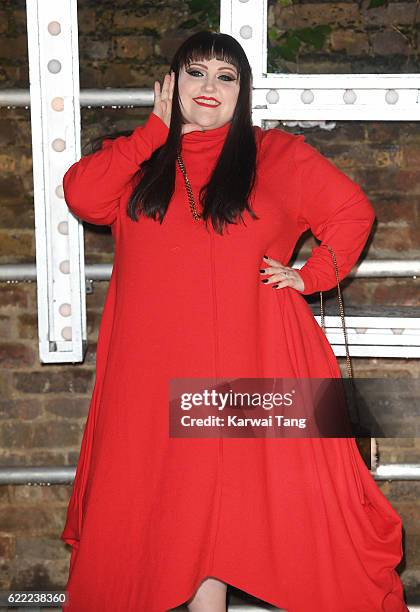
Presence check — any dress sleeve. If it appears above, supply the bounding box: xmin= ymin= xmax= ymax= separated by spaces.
xmin=63 ymin=112 xmax=169 ymax=226
xmin=293 ymin=135 xmax=376 ymax=296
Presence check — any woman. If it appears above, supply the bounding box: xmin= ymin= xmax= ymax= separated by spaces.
xmin=61 ymin=30 xmax=408 ymax=612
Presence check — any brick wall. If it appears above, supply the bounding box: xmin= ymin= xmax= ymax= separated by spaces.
xmin=0 ymin=0 xmax=419 ymax=604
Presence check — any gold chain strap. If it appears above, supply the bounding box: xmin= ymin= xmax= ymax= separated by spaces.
xmin=320 ymin=245 xmax=353 ymax=379
xmin=176 ymin=152 xmax=202 ymax=221
xmin=176 ymin=158 xmax=353 ymax=382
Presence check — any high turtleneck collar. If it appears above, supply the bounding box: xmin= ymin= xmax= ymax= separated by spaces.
xmin=181 ymin=120 xmax=232 ymax=147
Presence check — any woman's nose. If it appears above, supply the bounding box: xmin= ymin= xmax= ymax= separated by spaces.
xmin=202 ymin=80 xmax=218 ymax=92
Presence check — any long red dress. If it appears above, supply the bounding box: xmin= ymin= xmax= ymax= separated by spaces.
xmin=60 ymin=112 xmax=408 ymax=612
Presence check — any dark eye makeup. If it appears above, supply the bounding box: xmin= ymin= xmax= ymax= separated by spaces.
xmin=185 ymin=68 xmax=236 ymax=82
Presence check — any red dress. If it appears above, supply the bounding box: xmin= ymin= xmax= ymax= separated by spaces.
xmin=61 ymin=112 xmax=408 ymax=612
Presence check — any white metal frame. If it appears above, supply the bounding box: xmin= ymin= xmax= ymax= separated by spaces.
xmin=26 ymin=0 xmax=86 ymax=363
xmin=221 ymin=0 xmax=420 ymax=120
xmin=24 ymin=0 xmax=420 ymax=363
xmin=220 ymin=0 xmax=420 ymax=358
xmin=314 ymin=315 xmax=420 ymax=358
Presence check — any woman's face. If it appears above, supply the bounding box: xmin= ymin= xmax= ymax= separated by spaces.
xmin=177 ymin=57 xmax=240 ymax=130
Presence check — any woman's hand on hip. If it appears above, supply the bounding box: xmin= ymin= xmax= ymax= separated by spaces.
xmin=152 ymin=71 xmax=207 ymax=135
xmin=259 ymin=255 xmax=305 ymax=292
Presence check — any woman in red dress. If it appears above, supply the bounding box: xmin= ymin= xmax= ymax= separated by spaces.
xmin=61 ymin=31 xmax=409 ymax=612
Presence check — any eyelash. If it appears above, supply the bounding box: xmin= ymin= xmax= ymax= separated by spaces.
xmin=186 ymin=69 xmax=236 ymax=82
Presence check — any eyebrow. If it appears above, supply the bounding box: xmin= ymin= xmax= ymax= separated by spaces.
xmin=187 ymin=62 xmax=237 ymax=76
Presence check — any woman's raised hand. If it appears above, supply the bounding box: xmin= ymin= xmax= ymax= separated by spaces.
xmin=152 ymin=70 xmax=206 ymax=136
xmin=153 ymin=72 xmax=175 ymax=129
xmin=259 ymin=255 xmax=305 ymax=292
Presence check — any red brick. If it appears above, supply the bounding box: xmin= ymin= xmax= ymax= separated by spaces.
xmin=366 ymin=122 xmax=418 ymax=144
xmin=0 ymin=314 xmax=14 ymax=340
xmin=372 ymin=31 xmax=409 ymax=56
xmin=113 ymin=35 xmax=153 ymax=60
xmin=17 ymin=313 xmax=38 ymax=340
xmin=31 ymin=421 xmax=83 ymax=448
xmin=394 ymin=502 xmax=420 ymax=534
xmin=354 ymin=168 xmax=420 ymax=194
xmin=100 ymin=63 xmax=137 ymax=88
xmin=0 ymin=11 xmax=8 ymax=35
xmin=13 ymin=370 xmax=94 ymax=395
xmin=387 ymin=481 xmax=420 ymax=501
xmin=0 ymin=421 xmax=36 ymax=448
xmin=0 ymin=119 xmax=18 ymax=145
xmin=330 ymin=30 xmax=369 ymax=55
xmin=0 ymin=286 xmax=28 ymax=308
xmin=343 ymin=279 xmax=373 ymax=306
xmin=10 ymin=9 xmax=27 ymax=32
xmin=0 ymin=175 xmax=26 ymax=202
xmin=77 ymin=9 xmax=96 ymax=34
xmin=84 ymin=341 xmax=98 ymax=366
xmin=372 ymin=280 xmax=419 ymax=306
xmin=374 ymin=223 xmax=420 ymax=253
xmin=44 ymin=397 xmax=89 ymax=419
xmin=87 ymin=311 xmax=103 ymax=336
xmin=79 ymin=39 xmax=110 ymax=61
xmin=0 ymin=399 xmax=42 ymax=420
xmin=113 ymin=9 xmax=174 ymax=31
xmin=274 ymin=2 xmax=361 ymax=28
xmin=369 ymin=194 xmax=417 ymax=224
xmin=0 ymin=505 xmax=62 ymax=534
xmin=0 ymin=36 xmax=27 ymax=61
xmin=87 ymin=282 xmax=109 ymax=309
xmin=84 ymin=228 xmax=114 ymax=254
xmin=319 ymin=143 xmax=400 ymax=170
xmin=401 ymin=144 xmax=420 ymax=169
xmin=361 ymin=2 xmax=418 ymax=26
xmin=29 ymin=450 xmax=67 ymax=466
xmin=0 ymin=342 xmax=35 ymax=368
xmin=0 ymin=231 xmax=34 ymax=261
xmin=0 ymin=202 xmax=35 ymax=229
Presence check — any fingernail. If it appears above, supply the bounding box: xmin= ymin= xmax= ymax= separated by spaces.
xmin=259 ymin=269 xmax=265 ymax=273
xmin=261 ymin=279 xmax=269 ymax=283
xmin=272 ymin=284 xmax=279 ymax=289
xmin=263 ymin=255 xmax=268 ymax=260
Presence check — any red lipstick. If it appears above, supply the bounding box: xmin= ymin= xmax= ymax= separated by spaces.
xmin=193 ymin=96 xmax=221 ymax=107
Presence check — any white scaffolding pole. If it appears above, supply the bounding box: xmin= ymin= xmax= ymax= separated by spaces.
xmin=26 ymin=0 xmax=86 ymax=363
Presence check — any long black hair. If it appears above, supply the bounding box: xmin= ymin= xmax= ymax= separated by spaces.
xmin=90 ymin=31 xmax=259 ymax=235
